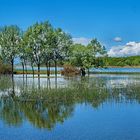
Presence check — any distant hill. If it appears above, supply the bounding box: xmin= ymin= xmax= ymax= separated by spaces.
xmin=105 ymin=56 xmax=140 ymax=67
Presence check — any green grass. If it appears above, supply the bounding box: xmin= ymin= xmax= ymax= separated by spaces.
xmin=14 ymin=70 xmax=61 ymax=75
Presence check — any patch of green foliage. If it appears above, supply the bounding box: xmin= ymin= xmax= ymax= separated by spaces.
xmin=105 ymin=56 xmax=140 ymax=67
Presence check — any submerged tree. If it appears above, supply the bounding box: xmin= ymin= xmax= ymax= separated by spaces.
xmin=0 ymin=21 xmax=107 ymax=77
xmin=70 ymin=39 xmax=107 ymax=75
xmin=18 ymin=31 xmax=29 ymax=78
xmin=20 ymin=28 xmax=36 ymax=78
xmin=0 ymin=25 xmax=22 ymax=77
xmin=41 ymin=22 xmax=54 ymax=77
xmin=24 ymin=22 xmax=49 ymax=77
xmin=18 ymin=22 xmax=72 ymax=78
xmin=52 ymin=28 xmax=73 ymax=76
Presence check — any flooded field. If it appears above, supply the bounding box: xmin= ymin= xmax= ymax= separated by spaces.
xmin=0 ymin=74 xmax=140 ymax=140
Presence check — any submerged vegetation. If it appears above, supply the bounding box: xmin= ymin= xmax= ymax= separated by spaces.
xmin=0 ymin=75 xmax=140 ymax=129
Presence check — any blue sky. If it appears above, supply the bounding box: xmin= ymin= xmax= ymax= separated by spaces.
xmin=0 ymin=0 xmax=140 ymax=56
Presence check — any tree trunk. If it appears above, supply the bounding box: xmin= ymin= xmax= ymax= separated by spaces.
xmin=11 ymin=59 xmax=14 ymax=79
xmin=12 ymin=76 xmax=15 ymax=97
xmin=38 ymin=64 xmax=40 ymax=78
xmin=46 ymin=62 xmax=48 ymax=76
xmin=21 ymin=62 xmax=25 ymax=78
xmin=31 ymin=64 xmax=34 ymax=78
xmin=46 ymin=62 xmax=50 ymax=77
xmin=25 ymin=62 xmax=27 ymax=79
xmin=54 ymin=60 xmax=57 ymax=77
xmin=49 ymin=61 xmax=51 ymax=77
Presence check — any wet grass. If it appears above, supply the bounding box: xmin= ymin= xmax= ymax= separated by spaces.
xmin=14 ymin=70 xmax=61 ymax=75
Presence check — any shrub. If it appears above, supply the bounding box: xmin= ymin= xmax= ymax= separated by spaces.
xmin=61 ymin=64 xmax=80 ymax=76
xmin=0 ymin=61 xmax=12 ymax=74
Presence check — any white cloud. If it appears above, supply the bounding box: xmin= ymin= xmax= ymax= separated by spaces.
xmin=114 ymin=37 xmax=122 ymax=42
xmin=73 ymin=37 xmax=91 ymax=46
xmin=108 ymin=41 xmax=140 ymax=57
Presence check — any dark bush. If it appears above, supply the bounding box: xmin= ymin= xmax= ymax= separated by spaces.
xmin=61 ymin=64 xmax=80 ymax=76
xmin=0 ymin=61 xmax=12 ymax=74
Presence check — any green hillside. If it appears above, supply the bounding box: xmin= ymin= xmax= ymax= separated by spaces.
xmin=105 ymin=56 xmax=140 ymax=67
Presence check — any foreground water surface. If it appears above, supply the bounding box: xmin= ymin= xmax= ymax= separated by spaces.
xmin=0 ymin=74 xmax=140 ymax=140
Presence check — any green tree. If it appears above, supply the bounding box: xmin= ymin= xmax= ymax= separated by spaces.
xmin=0 ymin=25 xmax=22 ymax=77
xmin=70 ymin=39 xmax=107 ymax=75
xmin=25 ymin=22 xmax=50 ymax=77
xmin=20 ymin=28 xmax=36 ymax=78
xmin=41 ymin=22 xmax=54 ymax=77
xmin=70 ymin=44 xmax=86 ymax=67
xmin=51 ymin=28 xmax=73 ymax=76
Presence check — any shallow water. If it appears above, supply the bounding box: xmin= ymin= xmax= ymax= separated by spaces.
xmin=90 ymin=67 xmax=140 ymax=73
xmin=0 ymin=74 xmax=140 ymax=140
xmin=15 ymin=66 xmax=140 ymax=73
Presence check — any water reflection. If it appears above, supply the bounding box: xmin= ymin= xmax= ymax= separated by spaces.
xmin=0 ymin=75 xmax=140 ymax=130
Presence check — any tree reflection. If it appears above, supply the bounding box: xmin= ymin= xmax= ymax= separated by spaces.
xmin=0 ymin=97 xmax=23 ymax=126
xmin=0 ymin=76 xmax=12 ymax=94
xmin=0 ymin=75 xmax=140 ymax=130
xmin=0 ymin=97 xmax=74 ymax=130
xmin=19 ymin=100 xmax=74 ymax=130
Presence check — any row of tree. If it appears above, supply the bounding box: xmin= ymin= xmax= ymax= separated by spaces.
xmin=0 ymin=21 xmax=107 ymax=77
xmin=105 ymin=56 xmax=140 ymax=67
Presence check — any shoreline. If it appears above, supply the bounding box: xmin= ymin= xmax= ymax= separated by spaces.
xmin=107 ymin=66 xmax=140 ymax=68
xmin=15 ymin=65 xmax=140 ymax=69
xmin=90 ymin=72 xmax=140 ymax=75
xmin=14 ymin=71 xmax=140 ymax=75
xmin=14 ymin=67 xmax=140 ymax=75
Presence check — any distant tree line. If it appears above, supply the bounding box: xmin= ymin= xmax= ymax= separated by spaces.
xmin=105 ymin=56 xmax=140 ymax=67
xmin=0 ymin=20 xmax=107 ymax=77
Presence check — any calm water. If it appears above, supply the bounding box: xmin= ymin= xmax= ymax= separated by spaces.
xmin=15 ymin=66 xmax=140 ymax=73
xmin=15 ymin=66 xmax=63 ymax=71
xmin=90 ymin=67 xmax=140 ymax=73
xmin=0 ymin=74 xmax=140 ymax=140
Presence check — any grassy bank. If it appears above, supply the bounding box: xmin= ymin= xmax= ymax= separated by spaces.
xmin=14 ymin=70 xmax=61 ymax=75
